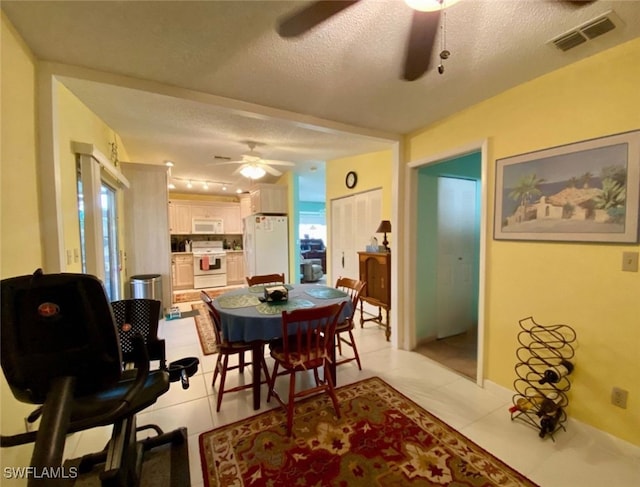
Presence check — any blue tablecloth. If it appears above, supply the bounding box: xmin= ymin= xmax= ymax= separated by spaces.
xmin=213 ymin=284 xmax=352 ymax=343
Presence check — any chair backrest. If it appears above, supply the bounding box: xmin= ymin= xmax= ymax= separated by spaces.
xmin=335 ymin=277 xmax=366 ymax=321
xmin=279 ymin=302 xmax=345 ymax=367
xmin=246 ymin=273 xmax=286 ymax=287
xmin=200 ymin=290 xmax=223 ymax=344
xmin=110 ymin=299 xmax=163 ymax=365
xmin=1 ymin=270 xmax=122 ymax=404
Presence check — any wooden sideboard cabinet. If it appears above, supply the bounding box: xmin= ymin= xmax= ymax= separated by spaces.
xmin=358 ymin=251 xmax=391 ymax=341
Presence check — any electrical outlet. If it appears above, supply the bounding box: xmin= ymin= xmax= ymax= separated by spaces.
xmin=611 ymin=387 xmax=628 ymax=409
xmin=622 ymin=251 xmax=638 ymax=272
xmin=66 ymin=249 xmax=73 ymax=265
xmin=74 ymin=248 xmax=79 ymax=263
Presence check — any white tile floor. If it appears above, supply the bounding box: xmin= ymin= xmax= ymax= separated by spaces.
xmin=66 ymin=311 xmax=640 ymax=487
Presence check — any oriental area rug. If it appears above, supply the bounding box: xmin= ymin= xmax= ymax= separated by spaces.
xmin=173 ymin=285 xmax=243 ymax=303
xmin=190 ymin=302 xmax=218 ymax=355
xmin=199 ymin=377 xmax=538 ymax=487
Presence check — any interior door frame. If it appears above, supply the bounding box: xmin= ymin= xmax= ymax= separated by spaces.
xmin=404 ymin=139 xmax=489 ymax=386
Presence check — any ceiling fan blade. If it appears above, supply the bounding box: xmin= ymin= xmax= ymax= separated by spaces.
xmin=206 ymin=161 xmax=245 ymax=166
xmin=262 ymin=165 xmax=283 ymax=177
xmin=261 ymin=159 xmax=296 ymax=167
xmin=403 ymin=9 xmax=441 ymax=82
xmin=560 ymin=0 xmax=597 ymax=6
xmin=277 ymin=0 xmax=360 ymax=38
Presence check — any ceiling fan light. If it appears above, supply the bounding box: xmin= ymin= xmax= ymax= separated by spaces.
xmin=404 ymin=0 xmax=460 ymax=12
xmin=240 ymin=164 xmax=266 ymax=180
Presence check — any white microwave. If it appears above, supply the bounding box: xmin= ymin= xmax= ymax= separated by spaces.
xmin=192 ymin=218 xmax=224 ymax=234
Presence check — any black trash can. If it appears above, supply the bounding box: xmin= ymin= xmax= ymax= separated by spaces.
xmin=129 ymin=274 xmax=163 ymax=318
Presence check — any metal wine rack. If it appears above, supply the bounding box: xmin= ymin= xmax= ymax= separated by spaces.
xmin=510 ymin=316 xmax=576 ymax=440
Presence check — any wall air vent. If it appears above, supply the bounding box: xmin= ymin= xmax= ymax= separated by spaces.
xmin=549 ymin=10 xmax=620 ymax=52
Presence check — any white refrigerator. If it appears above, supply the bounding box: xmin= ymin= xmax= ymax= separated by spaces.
xmin=243 ymin=215 xmax=289 ymax=281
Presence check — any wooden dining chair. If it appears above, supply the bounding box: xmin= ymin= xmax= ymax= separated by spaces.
xmin=246 ymin=273 xmax=286 ymax=287
xmin=334 ymin=277 xmax=367 ymax=370
xmin=200 ymin=291 xmax=271 ymax=412
xmin=267 ymin=302 xmax=346 ymax=436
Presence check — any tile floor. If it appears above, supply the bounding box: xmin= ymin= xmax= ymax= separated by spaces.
xmin=64 ymin=309 xmax=640 ymax=487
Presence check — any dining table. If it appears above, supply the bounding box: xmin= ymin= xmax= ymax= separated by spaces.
xmin=212 ymin=283 xmax=353 ymax=410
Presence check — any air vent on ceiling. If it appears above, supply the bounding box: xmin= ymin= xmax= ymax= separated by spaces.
xmin=549 ymin=10 xmax=619 ymax=52
xmin=581 ymin=16 xmax=615 ymax=39
xmin=213 ymin=155 xmax=232 ymax=161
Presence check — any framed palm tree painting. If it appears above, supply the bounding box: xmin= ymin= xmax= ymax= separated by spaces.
xmin=494 ymin=130 xmax=640 ymax=243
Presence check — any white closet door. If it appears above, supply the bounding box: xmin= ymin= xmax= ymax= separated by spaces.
xmin=331 ymin=189 xmax=382 ymax=284
xmin=436 ymin=177 xmax=476 ymax=338
xmin=358 ymin=189 xmax=383 ymax=250
xmin=331 ymin=196 xmax=354 ymax=282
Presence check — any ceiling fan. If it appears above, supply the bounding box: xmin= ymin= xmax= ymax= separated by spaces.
xmin=276 ymin=0 xmax=598 ymax=81
xmin=276 ymin=0 xmax=452 ymax=81
xmin=213 ymin=142 xmax=295 ymax=180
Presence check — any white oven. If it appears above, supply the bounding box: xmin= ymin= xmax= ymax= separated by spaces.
xmin=192 ymin=241 xmax=227 ymax=289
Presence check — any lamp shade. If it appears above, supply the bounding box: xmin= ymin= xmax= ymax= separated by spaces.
xmin=376 ymin=220 xmax=392 ymax=233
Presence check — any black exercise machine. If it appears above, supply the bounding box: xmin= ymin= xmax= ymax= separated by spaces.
xmin=1 ymin=270 xmax=197 ymax=486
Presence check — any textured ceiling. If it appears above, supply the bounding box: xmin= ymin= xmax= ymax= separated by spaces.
xmin=3 ymin=0 xmax=640 ymax=200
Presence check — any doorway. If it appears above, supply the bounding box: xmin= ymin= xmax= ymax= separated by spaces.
xmin=412 ymin=152 xmax=482 ymax=380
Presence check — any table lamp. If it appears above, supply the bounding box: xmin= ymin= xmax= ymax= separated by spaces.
xmin=376 ymin=220 xmax=392 ymax=252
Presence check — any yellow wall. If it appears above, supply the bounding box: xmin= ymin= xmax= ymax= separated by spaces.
xmin=406 ymin=38 xmax=640 ymax=445
xmin=0 ymin=17 xmax=135 ymax=476
xmin=55 ymin=82 xmax=130 ymax=275
xmin=0 ymin=12 xmax=46 ymax=479
xmin=326 ymin=149 xmax=393 ymax=217
xmin=1 ymin=13 xmax=43 ymax=279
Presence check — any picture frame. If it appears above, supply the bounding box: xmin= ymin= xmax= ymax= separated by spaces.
xmin=494 ymin=130 xmax=640 ymax=243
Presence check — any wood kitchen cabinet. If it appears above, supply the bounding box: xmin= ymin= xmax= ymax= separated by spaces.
xmin=219 ymin=205 xmax=242 ymax=234
xmin=168 ymin=200 xmax=192 ymax=235
xmin=172 ymin=253 xmax=194 ymax=290
xmin=226 ymin=251 xmax=245 ymax=284
xmin=250 ymin=184 xmax=287 ymax=214
xmin=239 ymin=194 xmax=252 ymax=220
xmin=190 ymin=205 xmax=217 ymax=219
xmin=358 ymin=251 xmax=391 ymax=341
xmin=168 ymin=199 xmax=243 ymax=235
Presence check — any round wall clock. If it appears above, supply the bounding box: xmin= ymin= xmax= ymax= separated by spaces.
xmin=345 ymin=171 xmax=358 ymax=189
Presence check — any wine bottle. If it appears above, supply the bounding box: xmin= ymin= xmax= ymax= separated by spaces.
xmin=538 ymin=359 xmax=574 ymax=385
xmin=538 ymin=408 xmax=563 ymax=438
xmin=509 ymin=395 xmax=542 ymax=413
xmin=536 ymin=392 xmax=563 ymax=417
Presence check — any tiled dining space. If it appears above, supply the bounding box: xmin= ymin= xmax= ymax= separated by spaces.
xmin=63 ymin=303 xmax=640 ymax=487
